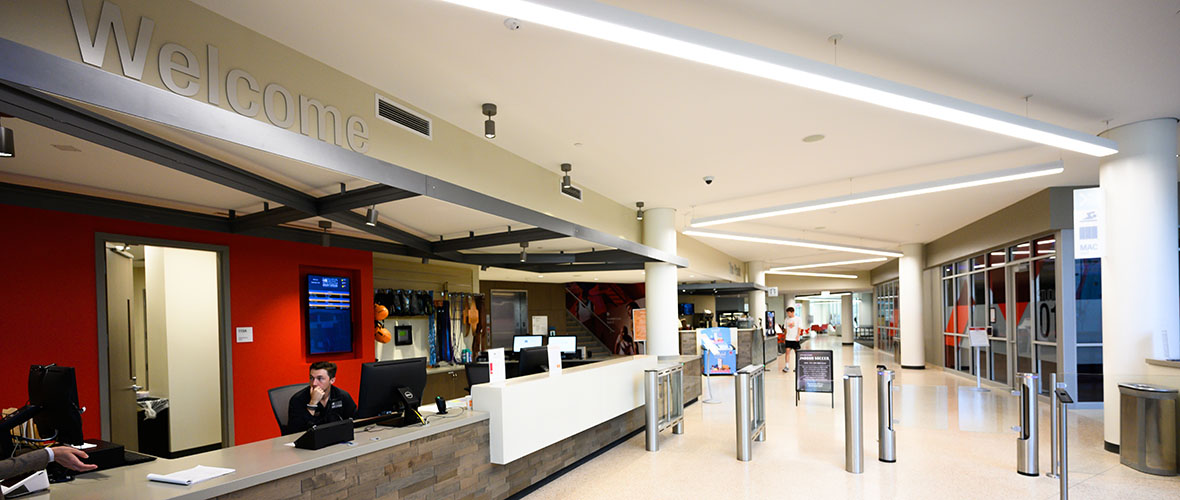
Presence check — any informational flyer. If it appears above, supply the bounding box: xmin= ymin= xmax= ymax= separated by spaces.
xmin=699 ymin=327 xmax=736 ymax=375
xmin=632 ymin=308 xmax=647 ymax=341
xmin=488 ymin=348 xmax=506 ymax=383
xmin=547 ymin=344 xmax=563 ymax=376
xmin=795 ymin=350 xmax=834 ymax=403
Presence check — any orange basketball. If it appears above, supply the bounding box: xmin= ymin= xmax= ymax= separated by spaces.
xmin=375 ymin=304 xmax=389 ymax=321
xmin=375 ymin=326 xmax=391 ymax=343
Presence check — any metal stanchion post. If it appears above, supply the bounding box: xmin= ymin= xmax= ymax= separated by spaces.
xmin=736 ymin=367 xmax=752 ymax=461
xmin=876 ymin=365 xmax=896 ymax=463
xmin=1048 ymin=373 xmax=1059 ymax=478
xmin=1015 ymin=372 xmax=1039 ymax=476
xmin=1056 ymin=387 xmax=1074 ymax=500
xmin=645 ymin=369 xmax=659 ymax=452
xmin=844 ymin=366 xmax=864 ymax=474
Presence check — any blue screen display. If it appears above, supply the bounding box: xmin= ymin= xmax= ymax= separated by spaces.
xmin=307 ymin=274 xmax=353 ymax=354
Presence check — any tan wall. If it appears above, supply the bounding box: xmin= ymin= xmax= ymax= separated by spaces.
xmin=373 ymin=254 xmax=480 ymax=361
xmin=870 ymin=259 xmax=899 ymax=285
xmin=677 ymin=233 xmax=744 ymax=281
xmin=0 ymin=0 xmax=640 ymax=241
xmin=924 ymin=189 xmax=1054 ymax=268
xmin=765 ymin=274 xmax=872 ymax=295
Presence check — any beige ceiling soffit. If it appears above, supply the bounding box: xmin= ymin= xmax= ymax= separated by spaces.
xmin=691 ymin=161 xmax=1064 ymax=227
xmin=682 ymin=229 xmax=902 ymax=258
xmin=438 ymin=1 xmax=1116 ymax=157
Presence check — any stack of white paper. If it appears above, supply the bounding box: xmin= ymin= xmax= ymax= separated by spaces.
xmin=147 ymin=465 xmax=235 ymax=486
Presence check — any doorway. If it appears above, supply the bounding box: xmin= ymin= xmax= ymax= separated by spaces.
xmin=98 ymin=235 xmax=232 ymax=457
xmin=489 ymin=290 xmax=528 ymax=350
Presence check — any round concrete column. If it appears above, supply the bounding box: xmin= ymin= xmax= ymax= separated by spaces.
xmin=841 ymin=293 xmax=854 ymax=345
xmin=1099 ymin=118 xmax=1180 ymax=446
xmin=899 ymin=243 xmax=926 ymax=368
xmin=643 ymin=207 xmax=679 ymax=356
xmin=748 ymin=261 xmax=767 ymax=331
xmin=799 ymin=301 xmax=809 ymax=330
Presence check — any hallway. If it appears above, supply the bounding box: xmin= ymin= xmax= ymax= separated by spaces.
xmin=529 ymin=335 xmax=1179 ymax=499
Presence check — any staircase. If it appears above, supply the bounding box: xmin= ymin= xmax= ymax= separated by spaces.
xmin=565 ymin=311 xmax=612 ymax=359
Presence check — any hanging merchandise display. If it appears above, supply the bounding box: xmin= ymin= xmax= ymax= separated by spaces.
xmin=428 ymin=291 xmax=437 ymax=366
xmin=373 ymin=288 xmax=486 ymax=365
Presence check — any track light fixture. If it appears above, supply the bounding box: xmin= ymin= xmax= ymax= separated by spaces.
xmin=560 ymin=163 xmax=573 ymax=188
xmin=519 ymin=241 xmax=528 ymax=262
xmin=636 ymin=201 xmax=644 ymax=221
xmin=482 ymin=103 xmax=497 ymax=139
xmin=318 ymin=220 xmax=332 ymax=247
xmin=0 ymin=116 xmax=13 ymax=158
xmin=365 ymin=205 xmax=378 ymax=226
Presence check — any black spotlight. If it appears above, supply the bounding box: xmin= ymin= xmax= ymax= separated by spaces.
xmin=482 ymin=103 xmax=497 ymax=139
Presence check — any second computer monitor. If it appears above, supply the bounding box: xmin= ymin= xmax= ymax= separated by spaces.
xmin=355 ymin=357 xmax=427 ymax=418
xmin=547 ymin=335 xmax=577 ymax=353
xmin=517 ymin=346 xmax=549 ymax=377
xmin=512 ymin=335 xmax=543 ymax=352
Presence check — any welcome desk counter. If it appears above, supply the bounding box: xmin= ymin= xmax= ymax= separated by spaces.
xmin=41 ymin=354 xmax=701 ymax=500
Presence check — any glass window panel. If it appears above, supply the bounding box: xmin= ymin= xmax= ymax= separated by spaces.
xmin=1010 ymin=241 xmax=1032 ymax=260
xmin=944 ymin=335 xmax=956 ymax=369
xmin=957 ymin=337 xmax=971 ymax=373
xmin=970 ymin=255 xmax=986 ymax=271
xmin=942 ymin=264 xmax=954 ymax=277
xmin=1075 ymin=259 xmax=1102 ymax=344
xmin=954 ymin=276 xmax=969 ymax=333
xmin=1014 ymin=264 xmax=1033 ymax=374
xmin=989 ymin=339 xmax=1008 ymax=384
xmin=955 ymin=260 xmax=970 ymax=274
xmin=970 ymin=272 xmax=987 ymax=327
xmin=1034 ymin=257 xmax=1057 ymax=342
xmin=1077 ymin=346 xmax=1103 ymax=402
xmin=987 ymin=248 xmax=1006 ymax=267
xmin=1035 ymin=236 xmax=1056 ymax=257
xmin=1036 ymin=345 xmax=1058 ymax=394
xmin=988 ymin=267 xmax=1007 ymax=338
xmin=943 ymin=279 xmax=954 ymax=333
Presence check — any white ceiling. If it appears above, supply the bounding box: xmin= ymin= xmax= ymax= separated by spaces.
xmin=191 ymin=0 xmax=1180 ymax=278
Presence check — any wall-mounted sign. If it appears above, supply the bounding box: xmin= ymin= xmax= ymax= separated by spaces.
xmin=1073 ymin=187 xmax=1103 ymax=259
xmin=632 ymin=308 xmax=647 ymax=341
xmin=235 ymin=326 xmax=253 ymax=343
xmin=766 ymin=287 xmax=779 ymax=297
xmin=66 ymin=0 xmax=371 ymax=153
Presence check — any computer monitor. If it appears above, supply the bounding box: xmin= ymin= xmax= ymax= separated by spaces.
xmin=355 ymin=357 xmax=427 ymax=419
xmin=28 ymin=365 xmax=84 ymax=445
xmin=512 ymin=335 xmax=543 ymax=352
xmin=547 ymin=335 xmax=577 ymax=353
xmin=678 ymin=303 xmax=694 ymax=316
xmin=517 ymin=346 xmax=549 ymax=377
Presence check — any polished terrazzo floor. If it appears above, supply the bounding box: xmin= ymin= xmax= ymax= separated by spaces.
xmin=527 ymin=335 xmax=1180 ymax=499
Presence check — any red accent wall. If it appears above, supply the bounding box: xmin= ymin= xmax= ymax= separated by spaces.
xmin=0 ymin=204 xmax=374 ymax=445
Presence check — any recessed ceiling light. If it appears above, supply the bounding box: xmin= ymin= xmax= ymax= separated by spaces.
xmin=574 ymin=142 xmax=583 ymax=147
xmin=51 ymin=144 xmax=81 ymax=152
xmin=802 ymin=134 xmax=825 ymax=143
xmin=538 ymin=274 xmax=544 ymax=278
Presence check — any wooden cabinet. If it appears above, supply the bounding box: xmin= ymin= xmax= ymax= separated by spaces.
xmin=423 ymin=367 xmax=467 ymax=402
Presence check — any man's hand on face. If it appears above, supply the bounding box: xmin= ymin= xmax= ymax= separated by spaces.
xmin=310 ymin=385 xmax=327 ymax=405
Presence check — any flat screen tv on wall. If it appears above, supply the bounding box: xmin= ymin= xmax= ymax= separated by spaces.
xmin=306 ymin=274 xmax=354 ymax=355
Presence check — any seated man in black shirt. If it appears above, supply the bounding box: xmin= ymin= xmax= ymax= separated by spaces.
xmin=287 ymin=361 xmax=356 ymax=433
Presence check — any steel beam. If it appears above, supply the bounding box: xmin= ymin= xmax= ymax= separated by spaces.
xmin=432 ymin=228 xmax=565 ymax=253
xmin=317 ymin=184 xmax=418 ymax=213
xmin=460 ymin=253 xmax=576 ymax=265
xmin=502 ymin=262 xmax=646 ymax=273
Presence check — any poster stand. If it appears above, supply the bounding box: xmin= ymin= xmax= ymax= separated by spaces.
xmin=795 ymin=349 xmax=835 ymax=407
xmin=697 ymin=331 xmax=723 ymax=404
xmin=966 ymin=327 xmax=990 ymax=392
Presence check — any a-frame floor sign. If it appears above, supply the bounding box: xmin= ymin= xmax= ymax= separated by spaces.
xmin=795 ymin=349 xmax=835 ymax=407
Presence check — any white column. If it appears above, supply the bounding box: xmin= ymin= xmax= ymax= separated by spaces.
xmin=900 ymin=243 xmax=926 ymax=368
xmin=1099 ymin=118 xmax=1180 ymax=446
xmin=841 ymin=293 xmax=854 ymax=345
xmin=799 ymin=301 xmax=809 ymax=330
xmin=643 ymin=207 xmax=679 ymax=356
xmin=748 ymin=261 xmax=767 ymax=331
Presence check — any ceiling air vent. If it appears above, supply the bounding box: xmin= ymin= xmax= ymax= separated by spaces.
xmin=375 ymin=94 xmax=431 ymax=139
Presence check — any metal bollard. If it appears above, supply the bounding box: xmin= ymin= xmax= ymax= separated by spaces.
xmin=735 ymin=364 xmax=766 ymax=461
xmin=1055 ymin=387 xmax=1073 ymax=500
xmin=844 ymin=366 xmax=864 ymax=473
xmin=1048 ymin=373 xmax=1059 ymax=478
xmin=876 ymin=365 xmax=896 ymax=463
xmin=1016 ymin=372 xmax=1039 ymax=476
xmin=645 ymin=369 xmax=659 ymax=451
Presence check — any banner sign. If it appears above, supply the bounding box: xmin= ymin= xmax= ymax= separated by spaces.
xmin=699 ymin=327 xmax=736 ymax=375
xmin=795 ymin=349 xmax=834 ymax=407
xmin=1073 ymin=187 xmax=1103 ymax=259
xmin=632 ymin=308 xmax=647 ymax=341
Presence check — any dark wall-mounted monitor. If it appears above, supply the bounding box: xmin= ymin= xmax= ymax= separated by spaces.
xmin=306 ymin=274 xmax=354 ymax=355
xmin=678 ymin=303 xmax=694 ymax=316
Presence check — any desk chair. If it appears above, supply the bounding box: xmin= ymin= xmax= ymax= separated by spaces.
xmin=268 ymin=383 xmax=307 ymax=435
xmin=464 ymin=363 xmax=490 ymax=393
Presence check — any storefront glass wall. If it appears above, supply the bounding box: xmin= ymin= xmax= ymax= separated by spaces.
xmin=940 ymin=234 xmax=1057 ymax=393
xmin=874 ymin=280 xmax=900 ymax=357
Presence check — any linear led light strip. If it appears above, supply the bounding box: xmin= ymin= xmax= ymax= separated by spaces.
xmin=797 ymin=292 xmax=851 ymax=300
xmin=438 ymin=1 xmax=1117 ymax=157
xmin=682 ymin=229 xmax=902 ymax=258
xmin=770 ymin=257 xmax=887 ymax=271
xmin=767 ymin=270 xmax=859 ymax=279
xmin=692 ymin=161 xmax=1063 ymax=227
